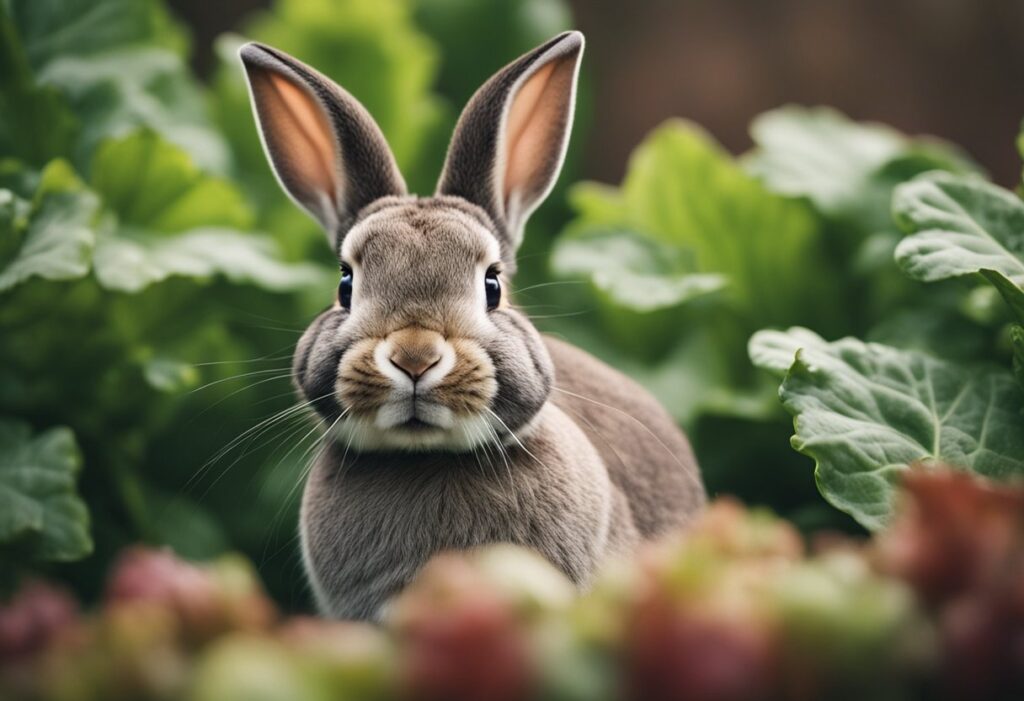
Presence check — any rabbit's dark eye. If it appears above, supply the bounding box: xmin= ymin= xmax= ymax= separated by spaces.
xmin=338 ymin=265 xmax=353 ymax=309
xmin=485 ymin=267 xmax=501 ymax=310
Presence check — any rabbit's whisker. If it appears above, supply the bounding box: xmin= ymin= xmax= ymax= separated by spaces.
xmin=484 ymin=407 xmax=553 ymax=479
xmin=526 ymin=309 xmax=593 ymax=320
xmin=191 ymin=344 xmax=296 ymax=367
xmin=512 ymin=279 xmax=584 ymax=295
xmin=267 ymin=409 xmax=349 ymax=543
xmin=188 ymin=367 xmax=293 ymax=395
xmin=187 ymin=393 xmax=329 ymax=489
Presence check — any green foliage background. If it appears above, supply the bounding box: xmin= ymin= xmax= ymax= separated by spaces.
xmin=2 ymin=0 xmax=1023 ymax=609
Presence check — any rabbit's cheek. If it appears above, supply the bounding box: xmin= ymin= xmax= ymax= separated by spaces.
xmin=427 ymin=341 xmax=497 ymax=416
xmin=336 ymin=338 xmax=391 ymax=415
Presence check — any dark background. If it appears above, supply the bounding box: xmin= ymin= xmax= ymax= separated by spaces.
xmin=170 ymin=0 xmax=1024 ymax=186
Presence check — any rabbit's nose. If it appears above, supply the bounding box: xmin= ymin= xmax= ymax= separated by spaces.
xmin=389 ymin=350 xmax=441 ymax=381
xmin=386 ymin=328 xmax=445 ymax=381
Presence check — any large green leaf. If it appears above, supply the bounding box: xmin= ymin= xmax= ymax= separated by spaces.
xmin=749 ymin=327 xmax=1024 ymax=530
xmin=0 ymin=161 xmax=98 ymax=292
xmin=748 ymin=106 xmax=975 ymax=220
xmin=90 ymin=130 xmax=249 ymax=232
xmin=554 ymin=120 xmax=830 ymax=324
xmin=894 ymin=171 xmax=1024 ymax=322
xmin=86 ymin=131 xmax=326 ymax=293
xmin=0 ymin=418 xmax=91 ymax=561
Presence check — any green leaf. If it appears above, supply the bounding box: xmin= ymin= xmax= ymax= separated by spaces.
xmin=0 ymin=9 xmax=78 ymax=167
xmin=748 ymin=327 xmax=831 ymax=376
xmin=556 ymin=120 xmax=829 ymax=323
xmin=748 ymin=106 xmax=975 ymax=219
xmin=8 ymin=0 xmax=185 ymax=71
xmin=550 ymin=229 xmax=727 ymax=312
xmin=749 ymin=327 xmax=1024 ymax=530
xmin=894 ymin=171 xmax=1024 ymax=323
xmin=0 ymin=418 xmax=91 ymax=561
xmin=1011 ymin=324 xmax=1024 ymax=392
xmin=38 ymin=47 xmax=229 ymax=172
xmin=0 ymin=160 xmax=98 ymax=292
xmin=90 ymin=130 xmax=250 ymax=232
xmin=93 ymin=224 xmax=327 ymax=293
xmin=747 ymin=106 xmax=906 ymax=214
xmin=85 ymin=131 xmax=325 ymax=293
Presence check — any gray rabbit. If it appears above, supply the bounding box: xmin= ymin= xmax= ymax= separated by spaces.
xmin=239 ymin=31 xmax=705 ymax=620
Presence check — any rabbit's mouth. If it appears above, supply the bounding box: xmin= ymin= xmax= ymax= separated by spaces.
xmin=331 ymin=333 xmax=499 ymax=452
xmin=330 ymin=408 xmax=498 ymax=452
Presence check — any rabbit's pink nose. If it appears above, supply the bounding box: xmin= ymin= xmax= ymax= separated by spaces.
xmin=389 ymin=351 xmax=441 ymax=381
xmin=386 ymin=327 xmax=445 ymax=381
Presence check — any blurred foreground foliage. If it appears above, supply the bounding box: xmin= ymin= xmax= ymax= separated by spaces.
xmin=2 ymin=471 xmax=1022 ymax=701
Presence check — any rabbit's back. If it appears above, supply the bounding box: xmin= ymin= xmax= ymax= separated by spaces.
xmin=544 ymin=336 xmax=705 ymax=536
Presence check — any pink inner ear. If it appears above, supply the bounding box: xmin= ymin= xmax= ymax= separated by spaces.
xmin=503 ymin=59 xmax=573 ymax=202
xmin=257 ymin=71 xmax=339 ymax=205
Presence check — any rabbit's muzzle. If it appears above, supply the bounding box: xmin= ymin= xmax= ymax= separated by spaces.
xmin=333 ymin=326 xmax=498 ymax=450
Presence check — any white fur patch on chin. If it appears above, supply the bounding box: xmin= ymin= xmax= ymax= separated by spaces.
xmin=332 ymin=413 xmax=497 ymax=452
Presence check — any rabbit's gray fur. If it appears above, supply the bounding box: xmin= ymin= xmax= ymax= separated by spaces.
xmin=240 ymin=31 xmax=705 ymax=620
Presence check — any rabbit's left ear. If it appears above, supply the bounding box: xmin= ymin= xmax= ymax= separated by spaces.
xmin=239 ymin=42 xmax=407 ymax=250
xmin=436 ymin=31 xmax=584 ymax=254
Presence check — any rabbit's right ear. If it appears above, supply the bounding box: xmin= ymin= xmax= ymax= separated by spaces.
xmin=437 ymin=32 xmax=584 ymax=260
xmin=239 ymin=43 xmax=407 ymax=249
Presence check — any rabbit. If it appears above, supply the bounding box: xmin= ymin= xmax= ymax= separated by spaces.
xmin=239 ymin=31 xmax=705 ymax=621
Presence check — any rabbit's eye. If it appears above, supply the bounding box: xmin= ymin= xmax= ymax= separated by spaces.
xmin=485 ymin=267 xmax=501 ymax=310
xmin=338 ymin=265 xmax=353 ymax=309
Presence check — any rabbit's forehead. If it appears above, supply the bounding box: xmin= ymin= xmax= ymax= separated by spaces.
xmin=342 ymin=204 xmax=500 ymax=273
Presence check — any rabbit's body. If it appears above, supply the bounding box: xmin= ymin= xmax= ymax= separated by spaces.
xmin=240 ymin=32 xmax=705 ymax=620
xmin=302 ymin=335 xmax=702 ymax=619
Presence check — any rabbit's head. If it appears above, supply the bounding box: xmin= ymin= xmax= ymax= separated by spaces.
xmin=240 ymin=33 xmax=584 ymax=451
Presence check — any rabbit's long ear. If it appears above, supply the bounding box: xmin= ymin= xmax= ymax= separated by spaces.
xmin=239 ymin=42 xmax=407 ymax=249
xmin=436 ymin=31 xmax=584 ymax=254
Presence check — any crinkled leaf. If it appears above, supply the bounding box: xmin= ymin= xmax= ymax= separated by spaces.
xmin=551 ymin=229 xmax=727 ymax=312
xmin=0 ymin=161 xmax=98 ymax=292
xmin=748 ymin=327 xmax=832 ymax=376
xmin=90 ymin=131 xmax=250 ymax=232
xmin=750 ymin=327 xmax=1024 ymax=530
xmin=893 ymin=173 xmax=1024 ymax=288
xmin=0 ymin=419 xmax=91 ymax=561
xmin=894 ymin=171 xmax=1024 ymax=323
